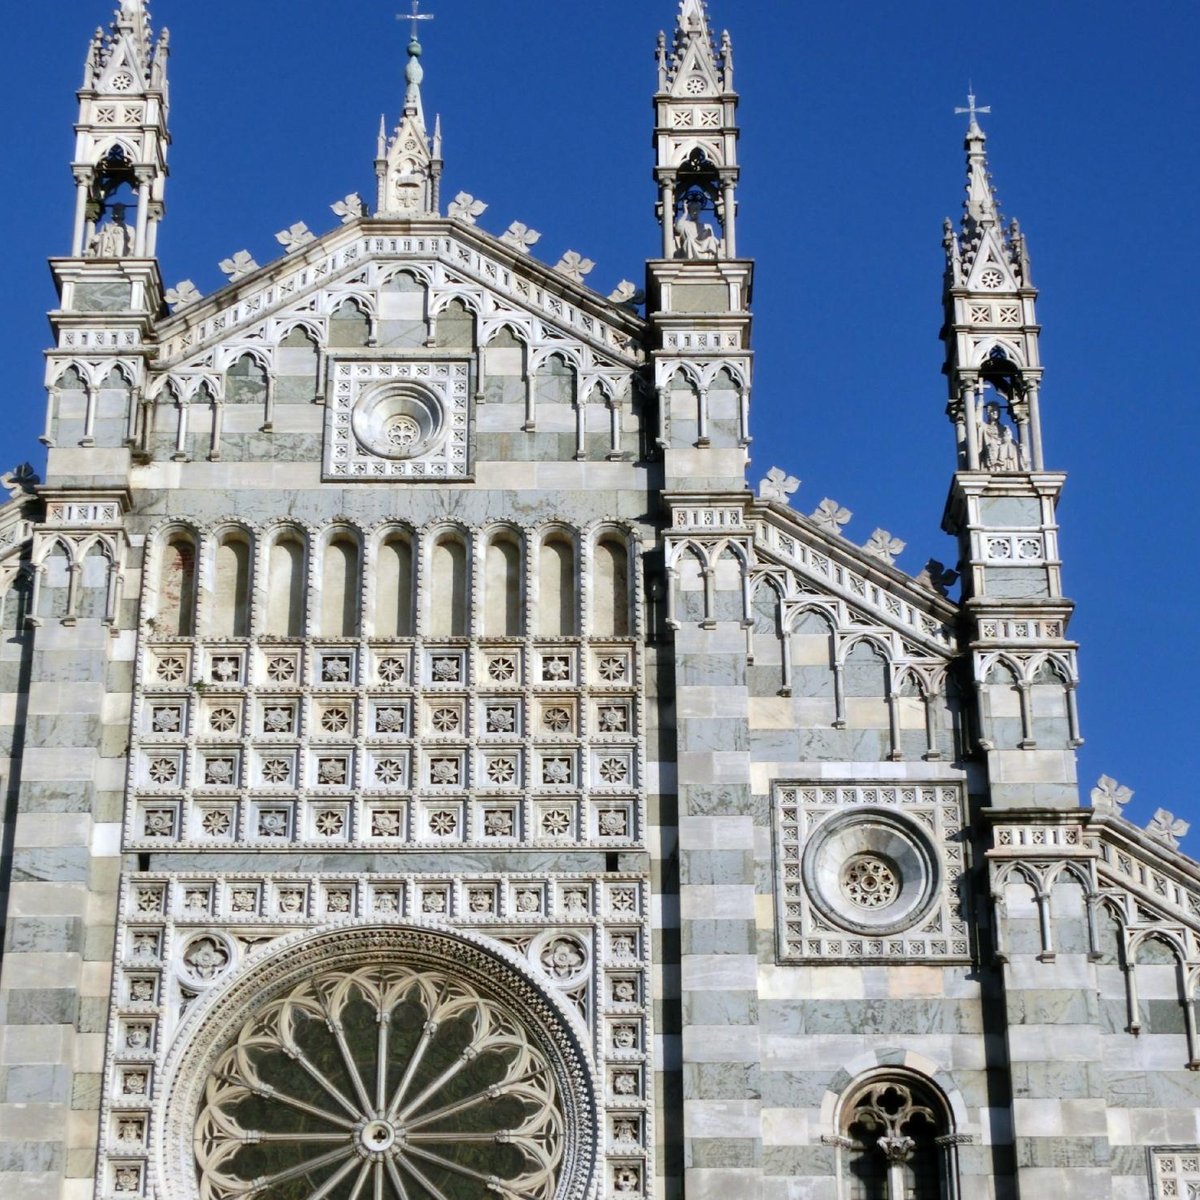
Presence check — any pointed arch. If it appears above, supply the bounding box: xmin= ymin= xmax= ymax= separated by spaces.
xmin=275 ymin=326 xmax=321 ymax=404
xmin=223 ymin=352 xmax=269 ymax=408
xmin=379 ymin=270 xmax=429 ymax=349
xmin=328 ymin=297 xmax=372 ymax=348
xmin=433 ymin=296 xmax=476 ymax=350
xmin=533 ymin=352 xmax=577 ymax=413
xmin=483 ymin=322 xmax=530 ymax=348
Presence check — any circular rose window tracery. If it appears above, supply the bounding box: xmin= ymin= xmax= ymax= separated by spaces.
xmin=163 ymin=927 xmax=595 ymax=1200
xmin=195 ymin=965 xmax=563 ymax=1200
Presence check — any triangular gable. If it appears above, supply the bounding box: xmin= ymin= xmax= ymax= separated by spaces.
xmin=670 ymin=39 xmax=721 ymax=97
xmin=97 ymin=33 xmax=150 ymax=94
xmin=155 ymin=222 xmax=644 ymax=375
xmin=965 ymin=227 xmax=1018 ymax=292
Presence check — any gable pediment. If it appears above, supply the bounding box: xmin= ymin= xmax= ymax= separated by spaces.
xmin=154 ymin=221 xmax=645 ymax=384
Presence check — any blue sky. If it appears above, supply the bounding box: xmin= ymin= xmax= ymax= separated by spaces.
xmin=6 ymin=1 xmax=1198 ymax=837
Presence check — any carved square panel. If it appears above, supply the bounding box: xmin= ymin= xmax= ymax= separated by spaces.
xmin=324 ymin=359 xmax=471 ymax=480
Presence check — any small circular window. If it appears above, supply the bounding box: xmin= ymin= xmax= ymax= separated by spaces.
xmin=802 ymin=808 xmax=940 ymax=937
xmin=841 ymin=853 xmax=901 ymax=911
xmin=351 ymin=383 xmax=445 ymax=461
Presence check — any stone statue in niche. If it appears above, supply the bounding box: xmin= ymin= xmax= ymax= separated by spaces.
xmin=674 ymin=195 xmax=722 ymax=260
xmin=88 ymin=204 xmax=134 ymax=258
xmin=979 ymin=402 xmax=1026 ymax=471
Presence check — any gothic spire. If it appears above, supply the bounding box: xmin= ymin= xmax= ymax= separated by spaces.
xmin=87 ymin=0 xmax=166 ymax=92
xmin=941 ymin=91 xmax=1046 ymax=475
xmin=652 ymin=1 xmax=740 ymax=258
xmin=71 ymin=0 xmax=170 ymax=257
xmin=662 ymin=0 xmax=731 ymax=96
xmin=959 ymin=93 xmax=999 ymax=240
xmin=402 ymin=34 xmax=427 ymax=131
xmin=375 ymin=22 xmax=442 ymax=218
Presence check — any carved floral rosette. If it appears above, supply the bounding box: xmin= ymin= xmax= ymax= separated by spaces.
xmin=152 ymin=923 xmax=600 ymax=1200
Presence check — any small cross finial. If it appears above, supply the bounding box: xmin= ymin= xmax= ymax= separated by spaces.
xmin=397 ymin=0 xmax=435 ymax=42
xmin=955 ymin=86 xmax=991 ymax=129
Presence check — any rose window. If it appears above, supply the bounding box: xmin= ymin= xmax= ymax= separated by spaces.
xmin=978 ymin=267 xmax=1004 ymax=289
xmin=385 ymin=415 xmax=422 ymax=449
xmin=841 ymin=854 xmax=900 ymax=910
xmin=193 ymin=964 xmax=568 ymax=1200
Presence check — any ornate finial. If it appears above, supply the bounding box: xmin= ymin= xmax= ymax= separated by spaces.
xmin=554 ymin=251 xmax=596 ymax=284
xmin=608 ymin=281 xmax=646 ymax=309
xmin=275 ymin=222 xmax=315 ymax=254
xmin=958 ymin=86 xmax=999 ymax=233
xmin=1091 ymin=775 xmax=1132 ymax=817
xmin=758 ymin=467 xmax=800 ymax=505
xmin=501 ymin=222 xmax=541 ymax=254
xmin=218 ymin=251 xmax=259 ymax=282
xmin=1 ymin=463 xmax=39 ymax=500
xmin=810 ymin=499 xmax=852 ymax=536
xmin=331 ymin=194 xmax=368 ymax=223
xmin=164 ymin=280 xmax=201 ymax=310
xmin=954 ymin=86 xmax=991 ymax=132
xmin=448 ymin=192 xmax=488 ymax=224
xmin=915 ymin=559 xmax=959 ymax=597
xmin=397 ymin=0 xmax=435 ymax=44
xmin=1147 ymin=808 xmax=1189 ymax=850
xmin=863 ymin=530 xmax=906 ymax=566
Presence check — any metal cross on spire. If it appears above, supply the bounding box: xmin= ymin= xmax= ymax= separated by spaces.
xmin=955 ymin=87 xmax=991 ymax=129
xmin=397 ymin=0 xmax=435 ymax=42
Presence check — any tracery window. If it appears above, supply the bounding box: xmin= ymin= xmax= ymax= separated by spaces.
xmin=195 ymin=963 xmax=566 ymax=1200
xmin=841 ymin=1077 xmax=952 ymax=1200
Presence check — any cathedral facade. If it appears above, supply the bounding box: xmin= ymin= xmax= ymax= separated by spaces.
xmin=2 ymin=3 xmax=1199 ymax=1199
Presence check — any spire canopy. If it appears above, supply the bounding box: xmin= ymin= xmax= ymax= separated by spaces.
xmin=663 ymin=0 xmax=731 ymax=96
xmin=376 ymin=9 xmax=442 ymax=217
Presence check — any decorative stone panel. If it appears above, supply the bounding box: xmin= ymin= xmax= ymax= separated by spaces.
xmin=97 ymin=872 xmax=650 ymax=1200
xmin=324 ymin=359 xmax=471 ymax=479
xmin=773 ymin=781 xmax=971 ymax=963
xmin=1150 ymin=1147 xmax=1200 ymax=1197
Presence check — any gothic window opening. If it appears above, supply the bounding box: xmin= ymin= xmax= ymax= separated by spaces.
xmin=276 ymin=327 xmax=320 ymax=402
xmin=842 ymin=1077 xmax=952 ymax=1200
xmin=534 ymin=354 xmax=576 ymax=411
xmin=224 ymin=354 xmax=268 ymax=410
xmin=379 ymin=271 xmax=428 ymax=348
xmin=86 ymin=145 xmax=139 ymax=257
